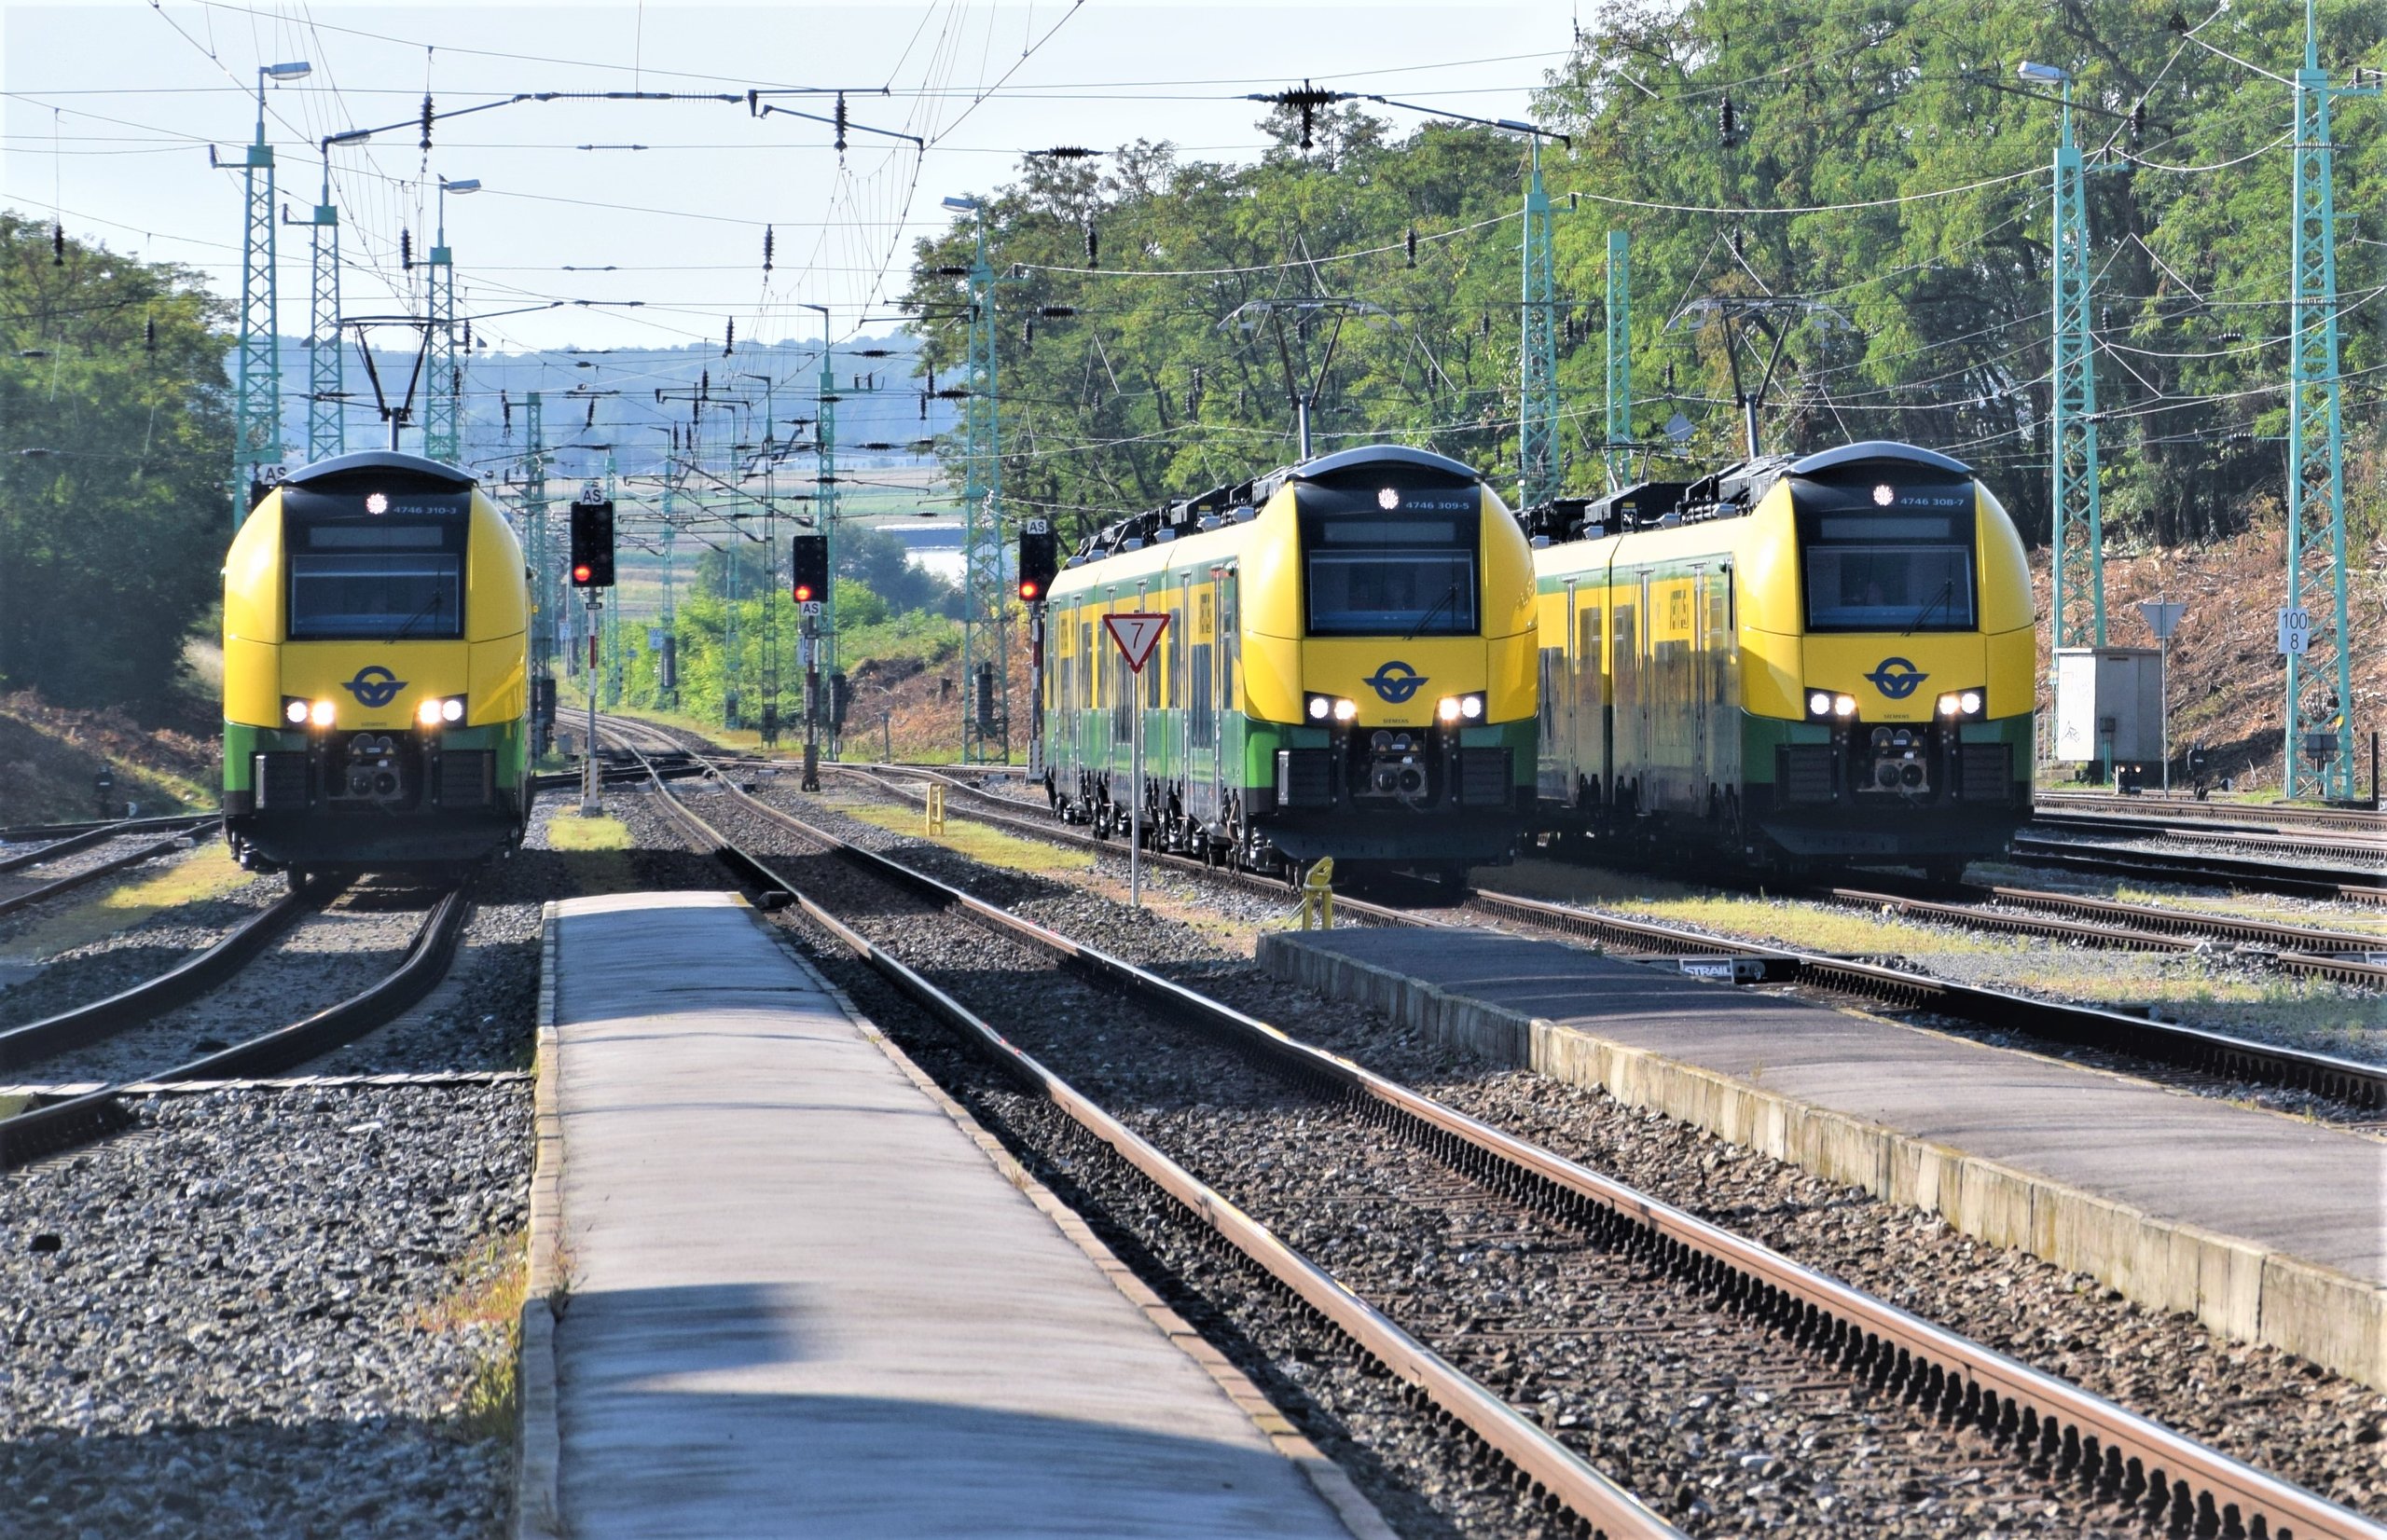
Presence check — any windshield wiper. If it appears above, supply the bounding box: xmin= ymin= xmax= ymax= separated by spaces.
xmin=390 ymin=584 xmax=457 ymax=641
xmin=1406 ymin=582 xmax=1459 ymax=640
xmin=1903 ymin=577 xmax=1954 ymax=637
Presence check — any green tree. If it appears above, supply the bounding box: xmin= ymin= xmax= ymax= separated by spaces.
xmin=0 ymin=212 xmax=232 ymax=708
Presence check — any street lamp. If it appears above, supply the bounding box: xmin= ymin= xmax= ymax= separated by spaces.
xmin=436 ymin=175 xmax=481 ymax=242
xmin=256 ymin=61 xmax=310 ymax=139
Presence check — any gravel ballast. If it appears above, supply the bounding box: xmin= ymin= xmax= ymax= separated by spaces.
xmin=749 ymin=777 xmax=2387 ymax=1526
xmin=0 ymin=1081 xmax=530 ymax=1540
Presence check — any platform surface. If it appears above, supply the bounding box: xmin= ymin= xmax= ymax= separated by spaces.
xmin=551 ymin=890 xmax=1351 ymax=1539
xmin=1274 ymin=927 xmax=2386 ymax=1280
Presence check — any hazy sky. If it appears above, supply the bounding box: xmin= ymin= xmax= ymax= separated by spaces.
xmin=5 ymin=2 xmax=1566 ymax=355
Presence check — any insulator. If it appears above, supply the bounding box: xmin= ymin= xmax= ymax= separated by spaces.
xmin=452 ymin=364 xmax=462 ymax=394
xmin=1481 ymin=311 xmax=1492 ymax=338
xmin=421 ymin=93 xmax=435 ymax=152
xmin=144 ymin=316 xmax=157 ymax=352
xmin=1023 ymin=318 xmax=1035 ymax=349
xmin=2130 ymin=102 xmax=2146 ymax=143
xmin=763 ymin=225 xmax=774 ymax=273
xmin=52 ymin=222 xmax=65 ymax=265
xmin=1732 ymin=227 xmax=1745 ymax=258
xmin=401 ymin=229 xmax=413 ymax=270
xmin=1405 ymin=226 xmax=1416 ymax=267
xmin=585 ymin=400 xmax=596 ymax=429
xmin=834 ymin=91 xmax=847 ymax=154
xmin=503 ymin=396 xmax=513 ymax=429
xmin=700 ymin=368 xmax=710 ymax=399
xmin=1299 ymin=102 xmax=1316 ymax=151
xmin=919 ymin=392 xmax=928 ymax=420
xmin=724 ymin=318 xmax=736 ymax=356
xmin=463 ymin=321 xmax=473 ymax=351
xmin=1719 ymin=93 xmax=1740 ymax=148
xmin=1085 ymin=224 xmax=1099 ymax=269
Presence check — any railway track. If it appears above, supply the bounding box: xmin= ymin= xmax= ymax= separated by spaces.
xmin=2034 ymin=791 xmax=2384 ymax=836
xmin=611 ymin=730 xmax=2383 ymax=1540
xmin=818 ymin=760 xmax=2387 ymax=1114
xmin=0 ymin=819 xmax=220 ymax=920
xmin=0 ymin=882 xmax=471 ymax=1171
xmin=2008 ymin=831 xmax=2385 ymax=903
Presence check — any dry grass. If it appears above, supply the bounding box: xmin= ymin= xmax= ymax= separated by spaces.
xmin=413 ymin=1228 xmax=527 ymax=1443
xmin=543 ymin=812 xmax=631 ymax=852
xmin=0 ymin=844 xmax=253 ymax=963
xmin=834 ymin=794 xmax=1093 ymax=876
xmin=1483 ymin=861 xmax=2018 ymax=957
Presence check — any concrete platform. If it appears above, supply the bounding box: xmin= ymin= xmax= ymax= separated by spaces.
xmin=1260 ymin=925 xmax=2387 ymax=1389
xmin=535 ymin=890 xmax=1363 ymax=1539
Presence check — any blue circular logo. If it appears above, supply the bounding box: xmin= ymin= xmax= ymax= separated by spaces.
xmin=1863 ymin=656 xmax=1929 ymax=700
xmin=341 ymin=665 xmax=408 ymax=708
xmin=1363 ymin=661 xmax=1430 ymax=704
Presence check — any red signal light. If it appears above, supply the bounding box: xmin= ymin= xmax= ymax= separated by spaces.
xmin=1017 ymin=579 xmax=1041 ymax=601
xmin=793 ymin=583 xmax=815 ymax=603
xmin=571 ymin=562 xmax=593 ymax=584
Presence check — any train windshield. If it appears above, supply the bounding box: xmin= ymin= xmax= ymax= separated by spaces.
xmin=283 ymin=486 xmax=470 ymax=640
xmin=1797 ymin=493 xmax=1977 ymax=633
xmin=1299 ymin=484 xmax=1481 ymax=637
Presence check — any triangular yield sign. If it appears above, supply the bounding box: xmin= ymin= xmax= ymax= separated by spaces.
xmin=1102 ymin=612 xmax=1170 ymax=673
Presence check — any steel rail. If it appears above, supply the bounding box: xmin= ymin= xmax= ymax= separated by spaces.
xmin=0 ymin=885 xmax=472 ymax=1171
xmin=2032 ymin=812 xmax=2385 ymax=869
xmin=2035 ymin=791 xmax=2384 ymax=836
xmin=1822 ymin=885 xmax=2387 ymax=989
xmin=622 ymin=744 xmax=1683 ymax=1540
xmin=0 ymin=878 xmax=340 ymax=1072
xmin=2010 ymin=833 xmax=2387 ymax=902
xmin=0 ymin=832 xmax=205 ymax=919
xmin=0 ymin=812 xmax=218 ymax=850
xmin=0 ymin=815 xmax=217 ymax=874
xmin=640 ymin=743 xmax=2386 ymax=1540
xmin=842 ymin=763 xmax=2387 ymax=1109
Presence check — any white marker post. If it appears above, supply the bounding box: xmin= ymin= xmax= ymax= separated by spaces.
xmin=2138 ymin=600 xmax=2186 ymax=795
xmin=1102 ymin=612 xmax=1170 ymax=907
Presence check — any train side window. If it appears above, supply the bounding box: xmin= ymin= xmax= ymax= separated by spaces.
xmin=1189 ymin=645 xmax=1215 ymax=747
xmin=1577 ymin=605 xmax=1603 ymax=704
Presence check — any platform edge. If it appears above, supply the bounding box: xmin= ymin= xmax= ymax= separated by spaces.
xmin=1259 ymin=931 xmax=2387 ymax=1393
xmin=786 ymin=925 xmax=1398 ymax=1540
xmin=515 ymin=900 xmax=564 ymax=1540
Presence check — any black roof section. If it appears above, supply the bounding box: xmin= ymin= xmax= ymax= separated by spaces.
xmin=1787 ymin=440 xmax=1971 ymax=477
xmin=1290 ymin=444 xmax=1483 ymax=483
xmin=283 ymin=449 xmax=477 ymax=489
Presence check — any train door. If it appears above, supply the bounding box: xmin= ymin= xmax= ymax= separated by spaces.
xmin=1560 ymin=579 xmax=1580 ymax=800
xmin=1218 ymin=567 xmax=1239 ymax=807
xmin=1712 ymin=564 xmax=1739 ymax=802
xmin=1690 ymin=567 xmax=1710 ymax=800
xmin=1577 ymin=595 xmax=1604 ymax=808
xmin=1635 ymin=571 xmax=1654 ymax=804
xmin=1174 ymin=575 xmax=1192 ymax=798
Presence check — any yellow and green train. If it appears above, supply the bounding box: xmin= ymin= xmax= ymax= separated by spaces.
xmin=1036 ymin=445 xmax=1538 ymax=876
xmin=1525 ymin=440 xmax=2034 ymax=881
xmin=221 ymin=449 xmax=531 ymax=875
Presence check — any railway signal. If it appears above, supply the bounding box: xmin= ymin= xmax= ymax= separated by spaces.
xmin=568 ymin=497 xmax=615 ymax=588
xmin=1017 ymin=518 xmax=1057 ymax=602
xmin=791 ymin=533 xmax=829 ymax=604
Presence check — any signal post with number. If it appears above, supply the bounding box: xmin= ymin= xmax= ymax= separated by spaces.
xmin=1103 ymin=612 xmax=1168 ymax=907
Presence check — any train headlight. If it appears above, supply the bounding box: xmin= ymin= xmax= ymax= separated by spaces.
xmin=1460 ymin=694 xmax=1483 ymax=720
xmin=283 ymin=697 xmax=310 ymax=725
xmin=418 ymin=698 xmax=444 ymax=727
xmin=1332 ymin=697 xmax=1358 ymax=722
xmin=308 ymin=699 xmax=337 ymax=728
xmin=1833 ymin=694 xmax=1857 ymax=718
xmin=1438 ymin=696 xmax=1462 ymax=723
xmin=1304 ymin=693 xmax=1357 ymax=723
xmin=415 ymin=695 xmax=468 ymax=727
xmin=1960 ymin=689 xmax=1982 ymax=716
xmin=1806 ymin=691 xmax=1832 ymax=719
xmin=1936 ymin=689 xmax=1986 ymax=718
xmin=1306 ymin=694 xmax=1331 ymax=722
xmin=1437 ymin=694 xmax=1484 ymax=723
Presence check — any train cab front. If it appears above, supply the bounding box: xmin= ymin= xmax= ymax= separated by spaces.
xmin=1247 ymin=447 xmax=1538 ymax=865
xmin=1748 ymin=446 xmax=2035 ymax=870
xmin=221 ymin=451 xmax=528 ymax=872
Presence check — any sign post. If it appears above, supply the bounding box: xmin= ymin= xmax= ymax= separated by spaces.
xmin=583 ymin=593 xmax=602 ymax=814
xmin=1101 ymin=612 xmax=1170 ymax=907
xmin=2138 ymin=600 xmax=2186 ymax=794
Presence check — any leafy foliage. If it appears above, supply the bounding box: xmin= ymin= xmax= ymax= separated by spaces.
xmin=904 ymin=0 xmax=2383 ymax=554
xmin=0 ymin=213 xmax=233 ymax=708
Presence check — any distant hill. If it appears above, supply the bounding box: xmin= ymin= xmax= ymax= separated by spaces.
xmin=247 ymin=329 xmax=954 ymax=486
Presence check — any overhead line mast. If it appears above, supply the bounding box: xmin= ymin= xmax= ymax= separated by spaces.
xmin=222 ymin=61 xmax=309 ymax=523
xmin=2282 ymin=0 xmax=2373 ymax=800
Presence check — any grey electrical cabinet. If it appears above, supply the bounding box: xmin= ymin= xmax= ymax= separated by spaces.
xmin=2053 ymin=647 xmax=2163 ymax=763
